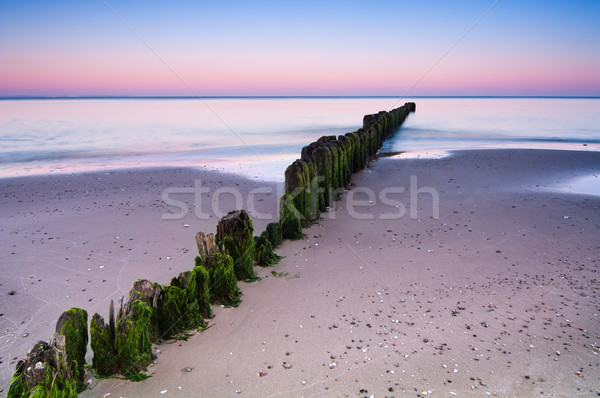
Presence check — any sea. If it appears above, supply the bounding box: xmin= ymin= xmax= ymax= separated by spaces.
xmin=1 ymin=97 xmax=599 ymax=183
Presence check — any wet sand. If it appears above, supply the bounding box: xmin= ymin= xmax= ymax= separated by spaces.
xmin=2 ymin=149 xmax=599 ymax=397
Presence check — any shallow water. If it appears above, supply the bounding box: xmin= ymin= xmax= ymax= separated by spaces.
xmin=564 ymin=174 xmax=600 ymax=196
xmin=1 ymin=97 xmax=599 ymax=180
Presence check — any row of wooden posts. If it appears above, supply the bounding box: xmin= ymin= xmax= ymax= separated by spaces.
xmin=280 ymin=102 xmax=416 ymax=238
xmin=7 ymin=102 xmax=415 ymax=397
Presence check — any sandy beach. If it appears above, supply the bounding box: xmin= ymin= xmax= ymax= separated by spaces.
xmin=2 ymin=148 xmax=599 ymax=397
xmin=0 ymin=166 xmax=279 ymax=394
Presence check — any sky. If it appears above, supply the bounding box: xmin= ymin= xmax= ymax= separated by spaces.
xmin=1 ymin=0 xmax=599 ymax=97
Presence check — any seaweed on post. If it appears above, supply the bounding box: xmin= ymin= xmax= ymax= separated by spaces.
xmin=7 ymin=334 xmax=78 ymax=397
xmin=114 ymin=300 xmax=153 ymax=380
xmin=279 ymin=193 xmax=303 ymax=240
xmin=336 ymin=135 xmax=352 ymax=187
xmin=324 ymin=142 xmax=340 ymax=190
xmin=192 ymin=258 xmax=213 ymax=318
xmin=302 ymin=156 xmax=319 ymax=222
xmin=55 ymin=307 xmax=88 ymax=390
xmin=203 ymin=252 xmax=241 ymax=306
xmin=216 ymin=209 xmax=256 ymax=281
xmin=126 ymin=279 xmax=162 ymax=342
xmin=254 ymin=235 xmax=281 ymax=266
xmin=312 ymin=146 xmax=332 ymax=211
xmin=284 ymin=160 xmax=306 ymax=218
xmin=90 ymin=310 xmax=118 ymax=377
xmin=156 ymin=272 xmax=206 ymax=340
xmin=263 ymin=222 xmax=282 ymax=247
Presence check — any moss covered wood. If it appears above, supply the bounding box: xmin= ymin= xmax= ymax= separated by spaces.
xmin=279 ymin=193 xmax=303 ymax=240
xmin=263 ymin=222 xmax=282 ymax=247
xmin=254 ymin=235 xmax=281 ymax=267
xmin=325 ymin=142 xmax=340 ymax=191
xmin=115 ymin=300 xmax=153 ymax=377
xmin=90 ymin=311 xmax=118 ymax=377
xmin=157 ymin=272 xmax=206 ymax=338
xmin=284 ymin=160 xmax=305 ymax=217
xmin=203 ymin=252 xmax=240 ymax=306
xmin=303 ymin=156 xmax=319 ymax=222
xmin=191 ymin=260 xmax=213 ymax=318
xmin=337 ymin=135 xmax=352 ymax=187
xmin=216 ymin=209 xmax=256 ymax=280
xmin=55 ymin=308 xmax=88 ymax=390
xmin=7 ymin=335 xmax=78 ymax=397
xmin=279 ymin=102 xmax=415 ymax=240
xmin=126 ymin=279 xmax=162 ymax=341
xmin=312 ymin=145 xmax=332 ymax=211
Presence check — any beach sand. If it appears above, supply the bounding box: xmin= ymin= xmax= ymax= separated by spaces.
xmin=0 ymin=167 xmax=279 ymax=394
xmin=2 ymin=149 xmax=599 ymax=397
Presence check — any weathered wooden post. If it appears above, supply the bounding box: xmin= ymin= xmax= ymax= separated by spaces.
xmin=216 ymin=209 xmax=256 ymax=281
xmin=203 ymin=252 xmax=240 ymax=306
xmin=8 ymin=308 xmax=88 ymax=397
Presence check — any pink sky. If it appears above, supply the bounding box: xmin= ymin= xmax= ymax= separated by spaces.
xmin=1 ymin=1 xmax=599 ymax=96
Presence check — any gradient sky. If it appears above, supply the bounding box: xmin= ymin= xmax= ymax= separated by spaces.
xmin=1 ymin=0 xmax=599 ymax=96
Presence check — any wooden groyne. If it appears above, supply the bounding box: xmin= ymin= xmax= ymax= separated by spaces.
xmin=7 ymin=103 xmax=415 ymax=397
xmin=280 ymin=102 xmax=416 ymax=239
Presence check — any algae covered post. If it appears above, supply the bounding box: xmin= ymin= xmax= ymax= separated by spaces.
xmin=8 ymin=308 xmax=88 ymax=398
xmin=216 ymin=209 xmax=257 ymax=281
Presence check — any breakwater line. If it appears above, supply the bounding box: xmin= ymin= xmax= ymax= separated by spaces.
xmin=279 ymin=102 xmax=416 ymax=239
xmin=6 ymin=103 xmax=415 ymax=397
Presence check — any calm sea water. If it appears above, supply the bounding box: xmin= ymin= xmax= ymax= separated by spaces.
xmin=1 ymin=97 xmax=599 ymax=181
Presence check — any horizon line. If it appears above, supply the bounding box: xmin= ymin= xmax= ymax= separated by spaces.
xmin=2 ymin=95 xmax=600 ymax=100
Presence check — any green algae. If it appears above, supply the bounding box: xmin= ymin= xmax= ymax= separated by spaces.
xmin=263 ymin=222 xmax=282 ymax=247
xmin=115 ymin=300 xmax=153 ymax=378
xmin=27 ymin=371 xmax=78 ymax=398
xmin=254 ymin=235 xmax=281 ymax=267
xmin=7 ymin=373 xmax=26 ymax=398
xmin=204 ymin=252 xmax=240 ymax=306
xmin=55 ymin=308 xmax=88 ymax=390
xmin=156 ymin=283 xmax=204 ymax=340
xmin=279 ymin=193 xmax=303 ymax=240
xmin=191 ymin=262 xmax=213 ymax=318
xmin=90 ymin=313 xmax=117 ymax=377
xmin=217 ymin=210 xmax=256 ymax=281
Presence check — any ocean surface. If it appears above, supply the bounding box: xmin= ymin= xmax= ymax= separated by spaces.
xmin=1 ymin=97 xmax=599 ymax=181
